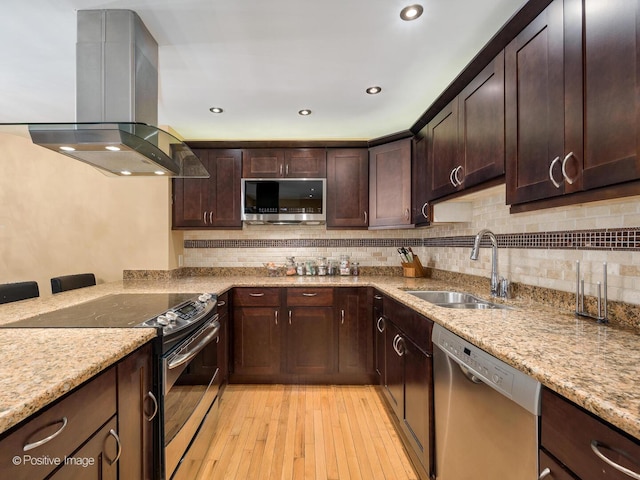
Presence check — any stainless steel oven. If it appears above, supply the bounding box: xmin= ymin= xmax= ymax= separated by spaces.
xmin=161 ymin=311 xmax=221 ymax=478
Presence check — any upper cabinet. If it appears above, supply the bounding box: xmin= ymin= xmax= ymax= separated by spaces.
xmin=369 ymin=138 xmax=413 ymax=228
xmin=326 ymin=148 xmax=369 ymax=229
xmin=506 ymin=0 xmax=640 ymax=206
xmin=172 ymin=149 xmax=243 ymax=229
xmin=242 ymin=148 xmax=326 ymax=178
xmin=425 ymin=51 xmax=506 ymax=201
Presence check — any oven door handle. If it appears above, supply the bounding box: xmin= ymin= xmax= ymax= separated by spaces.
xmin=167 ymin=317 xmax=220 ymax=370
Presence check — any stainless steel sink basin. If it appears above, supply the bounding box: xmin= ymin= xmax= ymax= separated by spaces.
xmin=404 ymin=290 xmax=512 ymax=310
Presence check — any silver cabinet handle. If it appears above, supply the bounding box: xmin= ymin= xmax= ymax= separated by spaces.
xmin=203 ymin=212 xmax=208 ymax=225
xmin=561 ymin=151 xmax=578 ymax=185
xmin=374 ymin=295 xmax=383 ymax=300
xmin=106 ymin=429 xmax=122 ymax=465
xmin=279 ymin=164 xmax=283 ymax=176
xmin=538 ymin=467 xmax=551 ymax=479
xmin=249 ymin=292 xmax=265 ymax=297
xmin=549 ymin=156 xmax=562 ymax=188
xmin=364 ymin=211 xmax=368 ymax=224
xmin=23 ymin=417 xmax=68 ymax=451
xmin=341 ymin=309 xmax=345 ymax=325
xmin=217 ymin=300 xmax=226 ymax=307
xmin=145 ymin=391 xmax=158 ymax=422
xmin=376 ymin=316 xmax=385 ymax=333
xmin=450 ymin=167 xmax=458 ymax=187
xmin=404 ymin=208 xmax=410 ymax=221
xmin=453 ymin=165 xmax=463 ymax=186
xmin=209 ymin=211 xmax=213 ymax=224
xmin=288 ymin=310 xmax=292 ymax=325
xmin=393 ymin=334 xmax=405 ymax=356
xmin=591 ymin=440 xmax=640 ymax=479
xmin=275 ymin=310 xmax=278 ymax=325
xmin=421 ymin=202 xmax=429 ymax=220
xmin=285 ymin=164 xmax=289 ymax=176
xmin=302 ymin=292 xmax=318 ymax=297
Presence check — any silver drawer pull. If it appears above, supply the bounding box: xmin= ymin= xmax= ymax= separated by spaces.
xmin=23 ymin=416 xmax=68 ymax=451
xmin=302 ymin=293 xmax=318 ymax=297
xmin=591 ymin=440 xmax=640 ymax=479
xmin=249 ymin=293 xmax=265 ymax=297
xmin=145 ymin=391 xmax=158 ymax=422
xmin=217 ymin=300 xmax=226 ymax=307
xmin=374 ymin=295 xmax=383 ymax=300
xmin=376 ymin=317 xmax=386 ymax=333
xmin=549 ymin=156 xmax=562 ymax=188
xmin=538 ymin=467 xmax=551 ymax=479
xmin=106 ymin=429 xmax=122 ymax=465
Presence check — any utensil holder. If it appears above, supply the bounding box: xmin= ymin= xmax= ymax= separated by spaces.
xmin=402 ymin=255 xmax=425 ymax=278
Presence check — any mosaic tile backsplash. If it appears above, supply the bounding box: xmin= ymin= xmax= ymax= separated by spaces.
xmin=183 ymin=186 xmax=640 ymax=305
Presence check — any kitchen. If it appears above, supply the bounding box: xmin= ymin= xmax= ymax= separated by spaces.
xmin=1 ymin=0 xmax=640 ymax=479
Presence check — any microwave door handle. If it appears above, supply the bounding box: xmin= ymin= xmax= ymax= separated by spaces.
xmin=167 ymin=318 xmax=220 ymax=370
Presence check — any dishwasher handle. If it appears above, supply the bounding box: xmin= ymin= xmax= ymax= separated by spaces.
xmin=459 ymin=364 xmax=484 ymax=384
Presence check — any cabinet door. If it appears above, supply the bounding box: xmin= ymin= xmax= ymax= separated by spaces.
xmin=373 ymin=293 xmax=385 ymax=385
xmin=403 ymin=339 xmax=432 ymax=473
xmin=369 ymin=138 xmax=412 ymax=228
xmin=284 ymin=148 xmax=327 ymax=177
xmin=217 ymin=293 xmax=229 ymax=385
xmin=242 ymin=149 xmax=285 ymax=177
xmin=581 ymin=0 xmax=640 ymax=190
xmin=384 ymin=321 xmax=404 ymax=420
xmin=505 ymin=0 xmax=567 ymax=204
xmin=412 ymin=128 xmax=431 ymax=226
xmin=49 ymin=417 xmax=119 ymax=480
xmin=326 ymin=148 xmax=369 ymax=228
xmin=426 ymin=99 xmax=460 ymax=200
xmin=233 ymin=307 xmax=281 ymax=375
xmin=173 ymin=149 xmax=242 ymax=228
xmin=286 ymin=307 xmax=335 ymax=375
xmin=336 ymin=287 xmax=372 ymax=375
xmin=117 ymin=344 xmax=155 ymax=480
xmin=172 ymin=148 xmax=210 ymax=227
xmin=458 ymin=50 xmax=506 ymax=188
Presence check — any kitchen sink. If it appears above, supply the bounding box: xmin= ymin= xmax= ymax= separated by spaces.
xmin=404 ymin=290 xmax=512 ymax=310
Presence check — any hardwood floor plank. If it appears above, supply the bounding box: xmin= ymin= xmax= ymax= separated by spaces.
xmin=172 ymin=385 xmax=420 ymax=480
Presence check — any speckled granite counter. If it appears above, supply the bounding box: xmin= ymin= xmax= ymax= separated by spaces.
xmin=0 ymin=275 xmax=638 ymax=443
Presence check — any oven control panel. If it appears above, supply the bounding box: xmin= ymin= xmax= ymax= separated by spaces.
xmin=140 ymin=293 xmax=217 ymax=331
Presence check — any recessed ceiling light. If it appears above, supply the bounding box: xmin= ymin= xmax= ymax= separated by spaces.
xmin=105 ymin=145 xmax=121 ymax=151
xmin=209 ymin=107 xmax=224 ymax=113
xmin=400 ymin=4 xmax=424 ymax=21
xmin=366 ymin=86 xmax=382 ymax=95
xmin=154 ymin=171 xmax=166 ymax=175
xmin=298 ymin=109 xmax=312 ymax=116
xmin=120 ymin=170 xmax=132 ymax=176
xmin=59 ymin=146 xmax=76 ymax=152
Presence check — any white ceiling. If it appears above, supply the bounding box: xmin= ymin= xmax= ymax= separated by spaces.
xmin=0 ymin=0 xmax=526 ymax=141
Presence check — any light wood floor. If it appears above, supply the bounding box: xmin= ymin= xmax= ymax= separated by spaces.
xmin=172 ymin=384 xmax=419 ymax=480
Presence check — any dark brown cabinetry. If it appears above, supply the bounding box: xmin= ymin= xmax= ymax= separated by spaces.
xmin=326 ymin=148 xmax=369 ymax=228
xmin=232 ymin=288 xmax=282 ymax=377
xmin=373 ymin=290 xmax=385 ymax=383
xmin=117 ymin=344 xmax=155 ymax=480
xmin=286 ymin=288 xmax=335 ymax=375
xmin=335 ymin=287 xmax=374 ymax=381
xmin=426 ymin=51 xmax=505 ymax=201
xmin=506 ymin=0 xmax=640 ymax=207
xmin=369 ymin=138 xmax=413 ymax=228
xmin=172 ymin=149 xmax=242 ymax=228
xmin=540 ymin=387 xmax=640 ymax=480
xmin=242 ymin=148 xmax=326 ymax=178
xmin=216 ymin=292 xmax=229 ymax=387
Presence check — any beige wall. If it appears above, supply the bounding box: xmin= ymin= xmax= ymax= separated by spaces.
xmin=0 ymin=132 xmax=182 ymax=296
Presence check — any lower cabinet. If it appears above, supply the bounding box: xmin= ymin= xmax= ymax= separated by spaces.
xmin=377 ymin=295 xmax=433 ymax=480
xmin=0 ymin=342 xmax=156 ymax=480
xmin=373 ymin=290 xmax=385 ymax=384
xmin=231 ymin=287 xmax=374 ymax=383
xmin=540 ymin=387 xmax=640 ymax=480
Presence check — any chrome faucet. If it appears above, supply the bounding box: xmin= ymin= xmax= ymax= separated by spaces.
xmin=470 ymin=229 xmax=501 ymax=297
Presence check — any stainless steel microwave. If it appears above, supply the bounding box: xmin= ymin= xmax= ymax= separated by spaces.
xmin=241 ymin=178 xmax=326 ymax=224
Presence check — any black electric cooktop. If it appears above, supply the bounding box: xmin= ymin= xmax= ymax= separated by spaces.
xmin=1 ymin=293 xmax=199 ymax=329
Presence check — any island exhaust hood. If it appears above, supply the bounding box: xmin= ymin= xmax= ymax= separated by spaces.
xmin=28 ymin=9 xmax=208 ymax=178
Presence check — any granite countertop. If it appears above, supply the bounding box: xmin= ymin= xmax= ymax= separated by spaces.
xmin=0 ymin=275 xmax=638 ymax=442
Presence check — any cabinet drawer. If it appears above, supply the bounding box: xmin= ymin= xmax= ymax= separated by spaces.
xmin=233 ymin=288 xmax=281 ymax=306
xmin=541 ymin=388 xmax=640 ymax=480
xmin=0 ymin=368 xmax=117 ymax=480
xmin=539 ymin=449 xmax=575 ymax=480
xmin=286 ymin=288 xmax=334 ymax=306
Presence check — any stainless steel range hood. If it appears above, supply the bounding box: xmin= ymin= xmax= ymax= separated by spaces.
xmin=28 ymin=10 xmax=208 ymax=178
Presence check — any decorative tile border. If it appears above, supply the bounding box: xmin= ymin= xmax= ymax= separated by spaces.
xmin=185 ymin=227 xmax=640 ymax=251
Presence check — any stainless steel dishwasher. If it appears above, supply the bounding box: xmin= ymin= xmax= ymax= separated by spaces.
xmin=433 ymin=323 xmax=541 ymax=479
